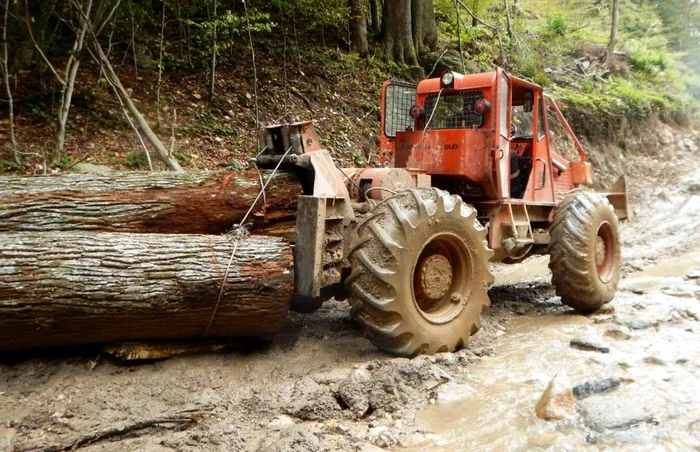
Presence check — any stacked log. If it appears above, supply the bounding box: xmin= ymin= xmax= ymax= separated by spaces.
xmin=0 ymin=231 xmax=294 ymax=351
xmin=0 ymin=170 xmax=301 ymax=240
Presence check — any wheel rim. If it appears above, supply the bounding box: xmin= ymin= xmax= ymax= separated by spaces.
xmin=412 ymin=233 xmax=473 ymax=324
xmin=595 ymin=221 xmax=615 ymax=283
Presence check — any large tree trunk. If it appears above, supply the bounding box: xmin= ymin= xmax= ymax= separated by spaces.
xmin=382 ymin=0 xmax=437 ymax=66
xmin=369 ymin=0 xmax=380 ymax=36
xmin=0 ymin=170 xmax=301 ymax=239
xmin=0 ymin=232 xmax=293 ymax=351
xmin=382 ymin=0 xmax=418 ymax=65
xmin=411 ymin=0 xmax=437 ymax=56
xmin=348 ymin=0 xmax=369 ymax=57
xmin=606 ymin=0 xmax=620 ymax=62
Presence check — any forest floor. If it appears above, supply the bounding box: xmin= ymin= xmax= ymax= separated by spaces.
xmin=1 ymin=123 xmax=698 ymax=451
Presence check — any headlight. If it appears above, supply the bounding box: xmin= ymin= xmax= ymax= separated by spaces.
xmin=441 ymin=72 xmax=455 ymax=87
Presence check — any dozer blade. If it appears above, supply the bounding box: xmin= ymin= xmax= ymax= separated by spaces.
xmin=603 ymin=175 xmax=632 ymax=221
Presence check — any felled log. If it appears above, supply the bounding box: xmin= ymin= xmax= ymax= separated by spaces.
xmin=0 ymin=231 xmax=293 ymax=351
xmin=0 ymin=170 xmax=301 ymax=240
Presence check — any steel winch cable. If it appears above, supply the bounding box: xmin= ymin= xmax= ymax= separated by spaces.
xmin=202 ymin=146 xmax=293 ymax=336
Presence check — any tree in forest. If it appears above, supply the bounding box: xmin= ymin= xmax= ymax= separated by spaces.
xmin=381 ymin=0 xmax=438 ymax=66
xmin=27 ymin=0 xmax=120 ymax=164
xmin=606 ymin=0 xmax=620 ymax=63
xmin=348 ymin=0 xmax=368 ymax=56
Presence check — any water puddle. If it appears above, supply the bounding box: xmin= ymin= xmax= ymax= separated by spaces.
xmin=415 ymin=252 xmax=700 ymax=450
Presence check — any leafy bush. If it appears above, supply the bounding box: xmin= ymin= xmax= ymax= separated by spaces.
xmin=124 ymin=152 xmax=146 ymax=168
xmin=543 ymin=13 xmax=571 ymax=37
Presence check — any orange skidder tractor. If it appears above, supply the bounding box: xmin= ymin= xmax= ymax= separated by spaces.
xmin=255 ymin=69 xmax=630 ymax=356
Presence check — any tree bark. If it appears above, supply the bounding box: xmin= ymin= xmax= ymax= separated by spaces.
xmin=0 ymin=170 xmax=301 ymax=239
xmin=382 ymin=0 xmax=437 ymax=65
xmin=0 ymin=231 xmax=293 ymax=351
xmin=411 ymin=0 xmax=437 ymax=56
xmin=606 ymin=0 xmax=619 ymax=62
xmin=348 ymin=0 xmax=369 ymax=57
xmin=369 ymin=0 xmax=380 ymax=36
xmin=382 ymin=0 xmax=418 ymax=65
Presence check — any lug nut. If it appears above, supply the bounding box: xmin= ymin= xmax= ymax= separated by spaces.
xmin=451 ymin=292 xmax=461 ymax=302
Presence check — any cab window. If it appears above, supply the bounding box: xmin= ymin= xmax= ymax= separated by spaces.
xmin=424 ymin=91 xmax=485 ymax=129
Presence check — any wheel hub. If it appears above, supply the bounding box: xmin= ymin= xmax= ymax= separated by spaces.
xmin=416 ymin=254 xmax=453 ymax=302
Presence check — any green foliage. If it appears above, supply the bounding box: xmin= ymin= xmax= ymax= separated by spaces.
xmin=55 ymin=156 xmax=72 ymax=170
xmin=543 ymin=13 xmax=571 ymax=38
xmin=184 ymin=113 xmax=240 ymax=137
xmin=627 ymin=41 xmax=668 ymax=76
xmin=124 ymin=152 xmax=146 ymax=168
xmin=0 ymin=160 xmax=23 ymax=171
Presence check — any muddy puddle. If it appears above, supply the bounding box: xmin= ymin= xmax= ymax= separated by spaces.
xmin=415 ymin=252 xmax=700 ymax=450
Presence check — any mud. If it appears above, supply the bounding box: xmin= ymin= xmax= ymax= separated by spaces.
xmin=1 ymin=125 xmax=699 ymax=451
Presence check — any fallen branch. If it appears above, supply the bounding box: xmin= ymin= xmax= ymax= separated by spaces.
xmin=290 ymin=86 xmax=313 ymax=112
xmin=20 ymin=408 xmax=208 ymax=452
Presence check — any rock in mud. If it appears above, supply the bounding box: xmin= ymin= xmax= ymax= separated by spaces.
xmin=398 ymin=432 xmax=428 ymax=448
xmin=367 ymin=425 xmax=397 ymax=448
xmin=572 ymin=378 xmax=621 ymax=399
xmin=435 ymin=381 xmax=476 ymax=403
xmin=257 ymin=424 xmax=321 ymax=452
xmin=267 ymin=414 xmax=296 ymax=430
xmin=0 ymin=427 xmax=16 ymax=452
xmin=570 ymin=337 xmax=611 ymax=353
xmin=578 ymin=394 xmax=654 ymax=432
xmin=337 ymin=358 xmax=450 ymax=418
xmin=687 ymin=270 xmax=700 ymax=280
xmin=338 ymin=367 xmax=372 ymax=416
xmin=624 ymin=319 xmax=656 ymax=330
xmin=604 ymin=328 xmax=631 ymax=340
xmin=535 ymin=372 xmax=576 ymax=421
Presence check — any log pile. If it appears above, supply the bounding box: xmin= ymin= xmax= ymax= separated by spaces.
xmin=0 ymin=171 xmax=301 ymax=352
xmin=0 ymin=170 xmax=301 ymax=239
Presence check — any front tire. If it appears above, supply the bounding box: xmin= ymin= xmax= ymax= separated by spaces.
xmin=346 ymin=188 xmax=494 ymax=356
xmin=548 ymin=190 xmax=621 ymax=312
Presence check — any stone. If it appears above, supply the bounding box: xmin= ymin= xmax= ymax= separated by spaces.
xmin=0 ymin=427 xmax=16 ymax=452
xmin=338 ymin=367 xmax=372 ymax=416
xmin=257 ymin=425 xmax=321 ymax=451
xmin=686 ymin=269 xmax=700 ymax=280
xmin=527 ymin=432 xmax=560 ymax=447
xmin=267 ymin=414 xmax=296 ymax=430
xmin=434 ymin=353 xmax=457 ymax=366
xmin=367 ymin=426 xmax=397 ymax=448
xmin=398 ymin=432 xmax=427 ymax=448
xmin=625 ymin=319 xmax=655 ymax=330
xmin=436 ymin=381 xmax=476 ymax=403
xmin=535 ymin=372 xmax=576 ymax=421
xmin=604 ymin=328 xmax=631 ymax=340
xmin=572 ymin=378 xmax=621 ymax=399
xmin=357 ymin=443 xmax=385 ymax=452
xmin=570 ymin=338 xmax=610 ymax=353
xmin=578 ymin=394 xmax=653 ymax=432
xmin=643 ymin=356 xmax=665 ymax=366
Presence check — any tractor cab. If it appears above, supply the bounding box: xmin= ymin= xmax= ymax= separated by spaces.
xmin=380 ymin=69 xmax=576 ymax=204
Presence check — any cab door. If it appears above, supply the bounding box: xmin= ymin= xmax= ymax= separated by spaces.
xmin=495 ymin=71 xmax=511 ymax=198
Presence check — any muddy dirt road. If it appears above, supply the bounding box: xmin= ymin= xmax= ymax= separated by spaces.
xmin=1 ymin=127 xmax=699 ymax=451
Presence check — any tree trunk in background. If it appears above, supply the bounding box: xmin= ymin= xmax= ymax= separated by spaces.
xmin=369 ymin=0 xmax=380 ymax=36
xmin=0 ymin=232 xmax=293 ymax=351
xmin=0 ymin=170 xmax=301 ymax=240
xmin=606 ymin=0 xmax=619 ymax=62
xmin=348 ymin=0 xmax=368 ymax=56
xmin=382 ymin=0 xmax=437 ymax=65
xmin=382 ymin=0 xmax=418 ymax=65
xmin=411 ymin=0 xmax=437 ymax=56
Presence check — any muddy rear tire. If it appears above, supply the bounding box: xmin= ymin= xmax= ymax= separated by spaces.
xmin=346 ymin=188 xmax=494 ymax=356
xmin=548 ymin=190 xmax=621 ymax=312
